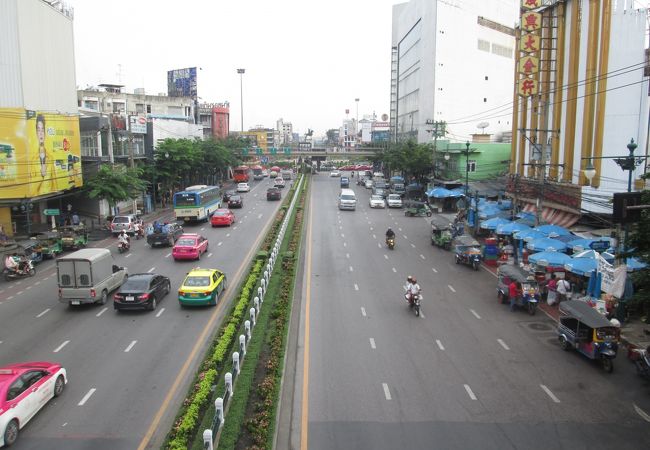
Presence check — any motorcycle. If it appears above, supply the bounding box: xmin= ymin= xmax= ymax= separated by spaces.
xmin=3 ymin=260 xmax=35 ymax=281
xmin=404 ymin=286 xmax=421 ymax=317
xmin=631 ymin=345 xmax=650 ymax=380
xmin=134 ymin=225 xmax=145 ymax=240
xmin=386 ymin=236 xmax=395 ymax=250
xmin=118 ymin=240 xmax=130 ymax=253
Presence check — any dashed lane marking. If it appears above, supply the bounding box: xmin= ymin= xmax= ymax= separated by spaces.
xmin=349 ymin=266 xmax=354 ymax=272
xmin=200 ymin=227 xmax=205 ymax=231
xmin=436 ymin=340 xmax=445 ymax=351
xmin=16 ymin=291 xmax=23 ymax=296
xmin=218 ymin=242 xmax=223 ymax=246
xmin=398 ymin=228 xmax=402 ymax=231
xmin=125 ymin=253 xmax=132 ymax=258
xmin=403 ymin=235 xmax=408 ymax=239
xmin=464 ymin=384 xmax=477 ymax=401
xmin=36 ymin=308 xmax=50 ymax=318
xmin=497 ymin=339 xmax=510 ymax=350
xmin=226 ymin=233 xmax=231 ymax=237
xmin=346 ymin=253 xmax=350 ymax=259
xmin=165 ymin=253 xmax=171 ymax=258
xmin=344 ymin=242 xmax=347 ymax=247
xmin=420 ymin=254 xmax=425 ymax=260
xmin=78 ymin=388 xmax=96 ymax=406
xmin=411 ymin=243 xmax=416 ymax=248
xmin=540 ymin=385 xmax=561 ymax=403
xmin=634 ymin=404 xmax=650 ymax=422
xmin=208 ymin=253 xmax=213 ymax=258
xmin=384 ymin=254 xmax=388 ymax=260
xmin=156 ymin=307 xmax=165 ymax=318
xmin=361 ymin=307 xmax=367 ymax=317
xmin=258 ymin=213 xmax=263 ymax=219
xmin=354 ymin=284 xmax=359 ymax=291
xmin=392 ymin=267 xmax=397 ymax=273
xmin=369 ymin=338 xmax=376 ymax=349
xmin=377 ymin=243 xmax=381 ymax=248
xmin=124 ymin=340 xmax=137 ymax=352
xmin=373 ymin=234 xmax=377 ymax=239
xmin=96 ymin=308 xmax=108 ymax=317
xmin=432 ymin=268 xmax=438 ymax=273
xmin=470 ymin=309 xmax=482 ymax=319
xmin=147 ymin=267 xmax=155 ymax=273
xmin=448 ymin=285 xmax=456 ymax=293
xmin=382 ymin=383 xmax=392 ymax=400
xmin=53 ymin=340 xmax=70 ymax=353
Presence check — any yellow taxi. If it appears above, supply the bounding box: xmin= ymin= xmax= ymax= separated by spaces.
xmin=178 ymin=268 xmax=227 ymax=307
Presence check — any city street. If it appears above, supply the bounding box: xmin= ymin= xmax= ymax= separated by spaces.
xmin=286 ymin=173 xmax=650 ymax=450
xmin=0 ymin=178 xmax=285 ymax=449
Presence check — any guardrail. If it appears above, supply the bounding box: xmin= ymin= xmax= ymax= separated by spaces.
xmin=201 ymin=175 xmax=304 ymax=450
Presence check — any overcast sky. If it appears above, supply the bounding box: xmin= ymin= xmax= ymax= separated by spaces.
xmin=72 ymin=0 xmax=403 ymax=136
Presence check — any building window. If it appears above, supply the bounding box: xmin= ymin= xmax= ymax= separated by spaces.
xmin=484 ymin=98 xmax=487 ymax=102
xmin=136 ymin=103 xmax=144 ymax=114
xmin=491 ymin=43 xmax=513 ymax=58
xmin=80 ymin=131 xmax=100 ymax=157
xmin=485 ymin=76 xmax=488 ymax=80
xmin=146 ymin=104 xmax=151 ymax=113
xmin=478 ymin=39 xmax=490 ymax=52
xmin=468 ymin=160 xmax=477 ymax=173
xmin=83 ymin=100 xmax=98 ymax=110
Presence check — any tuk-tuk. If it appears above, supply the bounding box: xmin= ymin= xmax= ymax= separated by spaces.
xmin=404 ymin=201 xmax=432 ymax=217
xmin=430 ymin=215 xmax=453 ymax=250
xmin=34 ymin=231 xmax=63 ymax=259
xmin=60 ymin=225 xmax=88 ymax=251
xmin=558 ymin=300 xmax=619 ymax=372
xmin=496 ymin=264 xmax=539 ymax=315
xmin=453 ymin=235 xmax=483 ymax=271
xmin=19 ymin=239 xmax=44 ymax=265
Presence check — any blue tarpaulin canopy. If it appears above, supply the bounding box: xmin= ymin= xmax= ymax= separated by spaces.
xmin=426 ymin=187 xmax=464 ymax=198
xmin=526 ymin=237 xmax=568 ymax=253
xmin=627 ymin=257 xmax=648 ymax=271
xmin=480 ymin=217 xmax=511 ymax=230
xmin=564 ymin=258 xmax=599 ymax=276
xmin=513 ymin=229 xmax=547 ymax=242
xmin=534 ymin=224 xmax=572 ymax=238
xmin=528 ymin=251 xmax=573 ymax=267
xmin=496 ymin=222 xmax=531 ymax=236
xmin=569 ymin=238 xmax=611 ymax=253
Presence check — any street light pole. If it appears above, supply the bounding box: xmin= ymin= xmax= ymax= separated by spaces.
xmin=465 ymin=141 xmax=470 ymax=197
xmin=237 ymin=68 xmax=245 ymax=132
xmin=355 ymin=98 xmax=359 ymax=145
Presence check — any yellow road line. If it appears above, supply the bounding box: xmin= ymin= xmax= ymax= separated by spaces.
xmin=137 ymin=210 xmax=278 ymax=450
xmin=301 ymin=189 xmax=313 ymax=450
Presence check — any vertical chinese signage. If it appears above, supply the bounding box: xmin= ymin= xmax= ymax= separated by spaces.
xmin=518 ymin=0 xmax=541 ymax=97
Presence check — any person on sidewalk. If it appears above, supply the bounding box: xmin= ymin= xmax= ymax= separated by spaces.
xmin=557 ymin=277 xmax=571 ymax=303
xmin=546 ymin=274 xmax=558 ymax=306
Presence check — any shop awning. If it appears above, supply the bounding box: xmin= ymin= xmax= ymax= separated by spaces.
xmin=522 ymin=204 xmax=580 ymax=228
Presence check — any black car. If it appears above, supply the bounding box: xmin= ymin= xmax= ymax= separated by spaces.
xmin=113 ymin=273 xmax=171 ymax=311
xmin=228 ymin=195 xmax=243 ymax=208
xmin=267 ymin=187 xmax=281 ymax=201
xmin=222 ymin=189 xmax=237 ymax=203
xmin=146 ymin=222 xmax=184 ymax=247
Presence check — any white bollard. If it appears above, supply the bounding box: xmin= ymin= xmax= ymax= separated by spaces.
xmin=261 ymin=278 xmax=266 ymax=293
xmin=258 ymin=286 xmax=264 ymax=301
xmin=239 ymin=335 xmax=246 ymax=356
xmin=250 ymin=307 xmax=256 ymax=325
xmin=264 ymin=270 xmax=269 ymax=282
xmin=203 ymin=430 xmax=214 ymax=450
xmin=254 ymin=296 xmax=260 ymax=311
xmin=225 ymin=372 xmax=233 ymax=396
xmin=215 ymin=397 xmax=224 ymax=425
xmin=233 ymin=352 xmax=240 ymax=374
xmin=245 ymin=320 xmax=251 ymax=340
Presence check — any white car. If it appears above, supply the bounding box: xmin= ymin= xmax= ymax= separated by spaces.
xmin=237 ymin=182 xmax=250 ymax=192
xmin=387 ymin=194 xmax=403 ymax=208
xmin=369 ymin=194 xmax=386 ymax=208
xmin=262 ymin=169 xmax=269 ymax=177
xmin=364 ymin=179 xmax=373 ymax=189
xmin=330 ymin=170 xmax=341 ymax=177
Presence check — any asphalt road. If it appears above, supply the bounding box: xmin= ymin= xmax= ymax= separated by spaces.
xmin=285 ymin=172 xmax=650 ymax=450
xmin=0 ymin=177 xmax=288 ymax=449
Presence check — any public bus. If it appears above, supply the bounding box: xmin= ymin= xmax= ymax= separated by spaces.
xmin=173 ymin=185 xmax=222 ymax=223
xmin=251 ymin=165 xmax=263 ymax=180
xmin=233 ymin=165 xmax=250 ymax=183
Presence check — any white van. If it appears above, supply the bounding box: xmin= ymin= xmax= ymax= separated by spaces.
xmin=338 ymin=188 xmax=357 ymax=210
xmin=57 ymin=248 xmax=128 ymax=306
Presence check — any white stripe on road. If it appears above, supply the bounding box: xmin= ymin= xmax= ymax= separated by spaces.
xmin=125 ymin=253 xmax=132 ymax=258
xmin=218 ymin=242 xmax=223 ymax=246
xmin=373 ymin=234 xmax=377 ymax=239
xmin=16 ymin=291 xmax=23 ymax=296
xmin=147 ymin=267 xmax=155 ymax=273
xmin=344 ymin=242 xmax=347 ymax=247
xmin=226 ymin=233 xmax=231 ymax=237
xmin=432 ymin=267 xmax=438 ymax=273
xmin=403 ymin=235 xmax=408 ymax=239
xmin=448 ymin=285 xmax=456 ymax=293
xmin=349 ymin=266 xmax=353 ymax=272
xmin=369 ymin=338 xmax=376 ymax=349
xmin=464 ymin=384 xmax=477 ymax=400
xmin=165 ymin=252 xmax=171 ymax=258
xmin=78 ymin=388 xmax=96 ymax=406
xmin=339 ymin=226 xmax=343 ymax=230
xmin=398 ymin=228 xmax=402 ymax=231
xmin=34 ymin=281 xmax=40 ymax=286
xmin=124 ymin=340 xmax=137 ymax=352
xmin=497 ymin=339 xmax=510 ymax=350
xmin=354 ymin=284 xmax=359 ymax=291
xmin=346 ymin=253 xmax=350 ymax=259
xmin=420 ymin=254 xmax=425 ymax=260
xmin=6 ymin=296 xmax=13 ymax=300
xmin=233 ymin=226 xmax=238 ymax=229
xmin=377 ymin=243 xmax=381 ymax=248
xmin=382 ymin=383 xmax=392 ymax=400
xmin=200 ymin=227 xmax=205 ymax=231
xmin=634 ymin=404 xmax=650 ymax=422
xmin=156 ymin=307 xmax=165 ymax=318
xmin=96 ymin=307 xmax=108 ymax=317
xmin=53 ymin=340 xmax=70 ymax=353
xmin=392 ymin=267 xmax=397 ymax=273
xmin=436 ymin=340 xmax=445 ymax=351
xmin=36 ymin=308 xmax=50 ymax=318
xmin=257 ymin=213 xmax=263 ymax=219
xmin=361 ymin=307 xmax=367 ymax=317
xmin=341 ymin=234 xmax=345 ymax=238
xmin=25 ymin=286 xmax=32 ymax=290
xmin=411 ymin=243 xmax=416 ymax=248
xmin=540 ymin=385 xmax=561 ymax=403
xmin=384 ymin=254 xmax=388 ymax=259
xmin=470 ymin=309 xmax=482 ymax=319
xmin=370 ymin=227 xmax=374 ymax=231
xmin=208 ymin=253 xmax=213 ymax=258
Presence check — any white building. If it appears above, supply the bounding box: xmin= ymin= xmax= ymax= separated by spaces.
xmin=390 ymin=0 xmax=518 ymax=144
xmin=277 ymin=118 xmax=294 ymax=145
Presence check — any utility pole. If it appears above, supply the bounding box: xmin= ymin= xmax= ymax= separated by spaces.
xmin=426 ymin=120 xmax=446 ymax=181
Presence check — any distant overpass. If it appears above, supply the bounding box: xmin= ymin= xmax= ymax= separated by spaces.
xmin=248 ymin=148 xmax=381 ymax=158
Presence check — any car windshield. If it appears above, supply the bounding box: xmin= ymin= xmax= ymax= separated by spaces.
xmin=341 ymin=194 xmax=355 ymax=200
xmin=113 ymin=217 xmax=130 ymax=223
xmin=214 ymin=211 xmax=228 ymax=216
xmin=230 ymin=196 xmax=240 ymax=201
xmin=184 ymin=276 xmax=210 ymax=287
xmin=371 ymin=195 xmax=383 ymax=201
xmin=389 ymin=195 xmax=401 ymax=200
xmin=177 ymin=238 xmax=197 ymax=246
xmin=121 ymin=278 xmax=150 ymax=291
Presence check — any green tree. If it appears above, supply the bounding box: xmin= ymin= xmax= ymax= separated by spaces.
xmin=625 ymin=187 xmax=650 ymax=320
xmin=370 ymin=140 xmax=432 ymax=182
xmin=84 ymin=164 xmax=148 ymax=213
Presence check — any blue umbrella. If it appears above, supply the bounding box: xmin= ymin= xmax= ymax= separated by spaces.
xmin=480 ymin=217 xmax=511 ymax=231
xmin=572 ymin=249 xmax=600 ymax=259
xmin=478 ymin=206 xmax=507 ymax=220
xmin=569 ymin=238 xmax=611 ymax=253
xmin=526 ymin=238 xmax=568 ymax=252
xmin=516 ymin=211 xmax=536 ymax=220
xmin=529 ymin=251 xmax=573 ymax=267
xmin=513 ymin=229 xmax=547 ymax=242
xmin=496 ymin=222 xmax=531 ymax=236
xmin=564 ymin=258 xmax=598 ymax=276
xmin=627 ymin=257 xmax=648 ymax=271
xmin=534 ymin=224 xmax=572 ymax=237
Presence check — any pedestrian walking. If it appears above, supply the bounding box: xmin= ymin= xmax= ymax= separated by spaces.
xmin=557 ymin=277 xmax=571 ymax=303
xmin=71 ymin=212 xmax=80 ymax=226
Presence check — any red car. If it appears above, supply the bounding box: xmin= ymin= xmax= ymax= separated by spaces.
xmin=0 ymin=362 xmax=67 ymax=447
xmin=211 ymin=209 xmax=236 ymax=227
xmin=172 ymin=234 xmax=209 ymax=261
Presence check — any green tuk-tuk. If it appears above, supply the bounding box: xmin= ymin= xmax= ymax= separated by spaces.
xmin=404 ymin=200 xmax=432 ymax=217
xmin=34 ymin=231 xmax=63 ymax=258
xmin=430 ymin=215 xmax=453 ymax=250
xmin=60 ymin=225 xmax=88 ymax=251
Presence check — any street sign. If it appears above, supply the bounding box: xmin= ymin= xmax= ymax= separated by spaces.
xmin=255 ymin=147 xmax=263 ymax=155
xmin=261 ymin=156 xmax=269 ymax=164
xmin=44 ymin=209 xmax=60 ymax=216
xmin=270 ymin=147 xmax=277 ymax=155
xmin=590 ymin=241 xmax=610 ymax=252
xmin=242 ymin=148 xmax=249 ymax=156
xmin=283 ymin=147 xmax=291 ymax=155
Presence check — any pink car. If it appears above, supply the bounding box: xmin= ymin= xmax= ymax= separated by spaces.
xmin=172 ymin=234 xmax=209 ymax=261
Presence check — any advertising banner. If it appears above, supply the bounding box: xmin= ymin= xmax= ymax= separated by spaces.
xmin=167 ymin=67 xmax=197 ymax=98
xmin=129 ymin=116 xmax=147 ymax=134
xmin=0 ymin=108 xmax=82 ymax=199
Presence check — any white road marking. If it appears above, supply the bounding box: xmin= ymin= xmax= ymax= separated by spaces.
xmin=218 ymin=242 xmax=223 ymax=246
xmin=354 ymin=284 xmax=359 ymax=291
xmin=377 ymin=243 xmax=381 ymax=248
xmin=343 ymin=242 xmax=347 ymax=247
xmin=233 ymin=226 xmax=238 ymax=230
xmin=436 ymin=339 xmax=445 ymax=351
xmin=448 ymin=285 xmax=456 ymax=293
xmin=432 ymin=268 xmax=438 ymax=273
xmin=200 ymin=227 xmax=205 ymax=231
xmin=125 ymin=253 xmax=132 ymax=258
xmin=382 ymin=383 xmax=392 ymax=400
xmin=36 ymin=308 xmax=50 ymax=318
xmin=470 ymin=309 xmax=482 ymax=319
xmin=464 ymin=384 xmax=477 ymax=400
xmin=398 ymin=228 xmax=402 ymax=231
xmin=361 ymin=307 xmax=367 ymax=317
xmin=15 ymin=281 xmax=21 ymax=285
xmin=339 ymin=226 xmax=343 ymax=230
xmin=370 ymin=227 xmax=374 ymax=231
xmin=208 ymin=253 xmax=213 ymax=258
xmin=6 ymin=296 xmax=13 ymax=300
xmin=165 ymin=252 xmax=171 ymax=258
xmin=226 ymin=233 xmax=231 ymax=237
xmin=53 ymin=340 xmax=70 ymax=353
xmin=349 ymin=266 xmax=353 ymax=272
xmin=497 ymin=339 xmax=510 ymax=350
xmin=341 ymin=233 xmax=345 ymax=238
xmin=403 ymin=235 xmax=408 ymax=239
xmin=96 ymin=307 xmax=108 ymax=317
xmin=26 ymin=286 xmax=32 ymax=291
xmin=124 ymin=340 xmax=137 ymax=352
xmin=420 ymin=254 xmax=425 ymax=260
xmin=156 ymin=307 xmax=165 ymax=317
xmin=346 ymin=253 xmax=350 ymax=259
xmin=369 ymin=338 xmax=376 ymax=349
xmin=257 ymin=213 xmax=263 ymax=219
xmin=62 ymin=423 xmax=67 ymax=427
xmin=34 ymin=282 xmax=40 ymax=286
xmin=540 ymin=385 xmax=561 ymax=403
xmin=373 ymin=234 xmax=377 ymax=239
xmin=411 ymin=243 xmax=416 ymax=248
xmin=147 ymin=267 xmax=155 ymax=273
xmin=392 ymin=267 xmax=397 ymax=273
xmin=634 ymin=404 xmax=650 ymax=422
xmin=16 ymin=291 xmax=23 ymax=296
xmin=384 ymin=254 xmax=388 ymax=260
xmin=78 ymin=388 xmax=96 ymax=406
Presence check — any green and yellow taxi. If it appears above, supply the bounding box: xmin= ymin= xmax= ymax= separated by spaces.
xmin=178 ymin=268 xmax=227 ymax=307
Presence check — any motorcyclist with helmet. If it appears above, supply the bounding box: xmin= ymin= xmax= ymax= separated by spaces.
xmin=118 ymin=230 xmax=130 ymax=251
xmin=386 ymin=227 xmax=396 ymax=247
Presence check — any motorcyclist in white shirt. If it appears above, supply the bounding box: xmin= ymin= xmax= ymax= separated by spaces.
xmin=118 ymin=230 xmax=130 ymax=249
xmin=408 ymin=277 xmax=421 ymax=304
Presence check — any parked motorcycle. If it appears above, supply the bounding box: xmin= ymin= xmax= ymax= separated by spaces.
xmin=631 ymin=346 xmax=650 ymax=380
xmin=3 ymin=260 xmax=36 ymax=281
xmin=386 ymin=237 xmax=395 ymax=250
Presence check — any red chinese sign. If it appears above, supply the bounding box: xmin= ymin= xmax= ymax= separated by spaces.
xmin=518 ymin=77 xmax=538 ymax=97
xmin=522 ymin=12 xmax=542 ymax=32
xmin=520 ymin=33 xmax=540 ymax=53
xmin=518 ymin=55 xmax=539 ymax=75
xmin=521 ymin=0 xmax=541 ymax=10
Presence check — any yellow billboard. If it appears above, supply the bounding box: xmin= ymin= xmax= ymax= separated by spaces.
xmin=0 ymin=108 xmax=82 ymax=199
